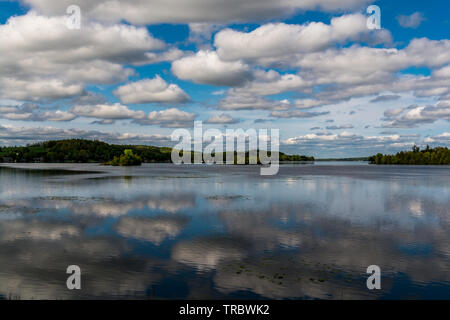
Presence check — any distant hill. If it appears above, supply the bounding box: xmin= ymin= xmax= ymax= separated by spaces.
xmin=0 ymin=139 xmax=314 ymax=164
xmin=369 ymin=146 xmax=450 ymax=165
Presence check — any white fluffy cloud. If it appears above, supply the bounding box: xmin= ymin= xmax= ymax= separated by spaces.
xmin=0 ymin=77 xmax=84 ymax=101
xmin=207 ymin=36 xmax=450 ymax=119
xmin=204 ymin=16 xmax=450 ymax=117
xmin=114 ymin=76 xmax=190 ymax=104
xmin=301 ymin=39 xmax=450 ymax=77
xmin=0 ymin=12 xmax=164 ymax=101
xmin=71 ymin=104 xmax=196 ymax=127
xmin=264 ymin=39 xmax=450 ymax=109
xmin=70 ymin=103 xmax=146 ymax=120
xmin=21 ymin=0 xmax=372 ymax=24
xmin=219 ymin=94 xmax=291 ymax=111
xmin=205 ymin=114 xmax=239 ymax=124
xmin=215 ymin=14 xmax=391 ymax=62
xmin=134 ymin=108 xmax=196 ymax=127
xmin=172 ymin=50 xmax=252 ymax=86
xmin=433 ymin=65 xmax=450 ymax=79
xmin=143 ymin=48 xmax=188 ymax=65
xmin=1 ymin=102 xmax=196 ymax=128
xmin=0 ymin=103 xmax=77 ymax=122
xmin=383 ymin=104 xmax=450 ymax=128
xmin=397 ymin=12 xmax=426 ymax=29
xmin=425 ymin=132 xmax=450 ymax=144
xmin=229 ymin=70 xmax=310 ymax=97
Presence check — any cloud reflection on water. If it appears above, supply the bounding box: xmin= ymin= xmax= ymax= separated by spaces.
xmin=0 ymin=164 xmax=449 ymax=299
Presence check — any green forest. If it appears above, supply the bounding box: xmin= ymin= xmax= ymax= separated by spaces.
xmin=369 ymin=146 xmax=450 ymax=165
xmin=0 ymin=139 xmax=173 ymax=163
xmin=0 ymin=139 xmax=313 ymax=165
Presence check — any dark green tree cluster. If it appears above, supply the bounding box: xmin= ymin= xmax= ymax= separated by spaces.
xmin=0 ymin=139 xmax=172 ymax=163
xmin=106 ymin=149 xmax=142 ymax=166
xmin=369 ymin=145 xmax=450 ymax=165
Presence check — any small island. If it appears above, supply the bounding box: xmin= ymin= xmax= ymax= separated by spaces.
xmin=369 ymin=146 xmax=450 ymax=165
xmin=105 ymin=149 xmax=143 ymax=166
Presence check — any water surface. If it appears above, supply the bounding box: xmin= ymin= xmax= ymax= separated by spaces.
xmin=0 ymin=163 xmax=449 ymax=299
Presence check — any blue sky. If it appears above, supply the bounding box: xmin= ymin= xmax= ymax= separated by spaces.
xmin=0 ymin=0 xmax=449 ymax=157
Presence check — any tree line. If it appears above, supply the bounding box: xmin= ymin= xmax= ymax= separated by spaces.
xmin=0 ymin=139 xmax=313 ymax=164
xmin=369 ymin=146 xmax=450 ymax=165
xmin=0 ymin=139 xmax=172 ymax=163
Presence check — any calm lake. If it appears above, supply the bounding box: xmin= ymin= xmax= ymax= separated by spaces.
xmin=0 ymin=163 xmax=449 ymax=299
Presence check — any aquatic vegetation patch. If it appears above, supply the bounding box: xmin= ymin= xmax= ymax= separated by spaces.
xmin=215 ymin=256 xmax=376 ymax=299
